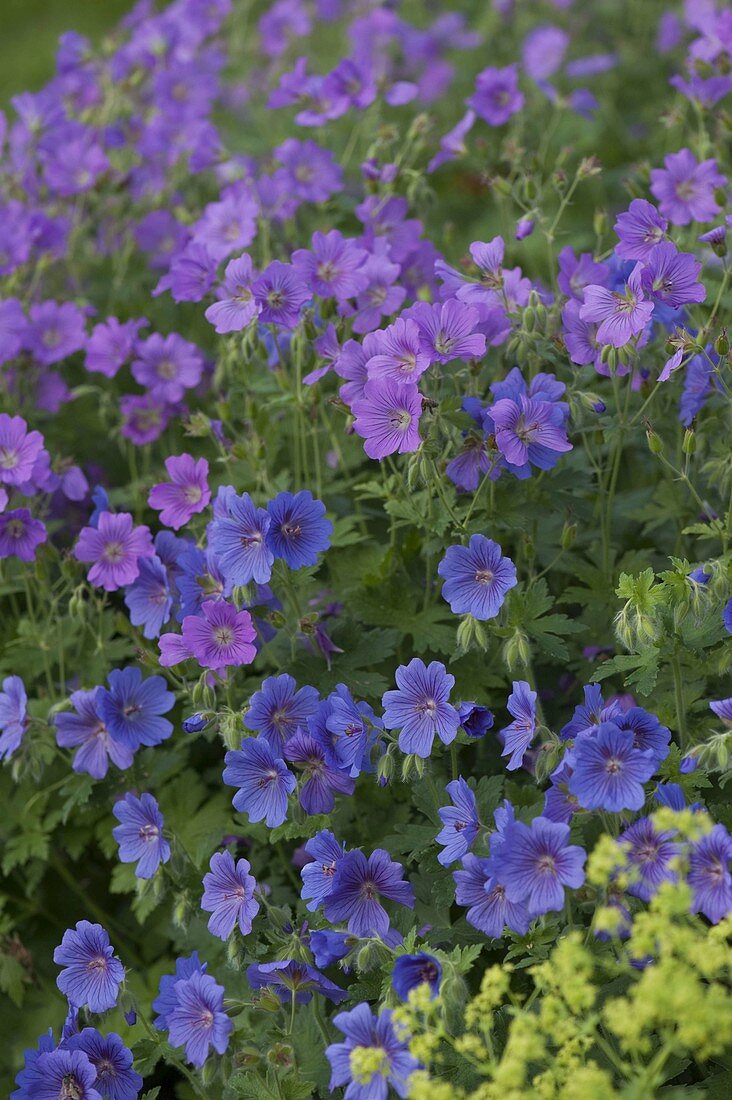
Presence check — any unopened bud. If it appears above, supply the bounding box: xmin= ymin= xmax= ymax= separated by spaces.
xmin=714 ymin=329 xmax=729 ymax=357
xmin=646 ymin=427 xmax=664 ymax=455
xmin=682 ymin=429 xmax=696 ymax=455
xmin=456 ymin=614 xmax=488 ymax=653
xmin=561 ymin=522 xmax=577 ymax=550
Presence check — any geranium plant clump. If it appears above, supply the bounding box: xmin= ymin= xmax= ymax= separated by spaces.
xmin=0 ymin=0 xmax=731 ymax=1097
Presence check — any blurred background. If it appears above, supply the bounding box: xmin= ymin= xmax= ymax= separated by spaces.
xmin=1 ymin=0 xmax=130 ymax=102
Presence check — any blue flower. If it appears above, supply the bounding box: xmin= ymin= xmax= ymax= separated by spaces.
xmin=301 ymin=829 xmax=347 ymax=911
xmin=438 ymin=534 xmax=517 ymax=619
xmin=208 ymin=489 xmax=274 ymax=585
xmin=174 ymin=543 xmax=228 ymax=620
xmin=324 ymin=849 xmax=414 ymax=937
xmin=488 ymin=816 xmax=586 ymax=917
xmin=166 ymin=970 xmax=232 ymax=1067
xmin=619 ymin=817 xmax=679 ymax=902
xmin=15 ymin=1048 xmax=102 ymax=1100
xmin=724 ymin=596 xmax=732 ymax=633
xmin=65 ymin=1029 xmax=142 ymax=1100
xmin=123 ymin=554 xmax=173 ymax=638
xmin=152 ymin=953 xmax=207 ymax=1032
xmin=392 ymin=953 xmax=442 ymax=1001
xmin=382 ymin=658 xmax=460 ymax=758
xmin=247 ymin=960 xmax=347 ymax=1004
xmin=223 ymin=736 xmax=297 ymax=827
xmin=245 ymin=673 xmax=319 ymax=751
xmin=560 ymin=684 xmax=622 ymax=741
xmin=436 ymin=778 xmax=479 ymax=866
xmin=54 ymin=921 xmax=124 ymax=1013
xmin=309 ymin=930 xmax=351 ymax=969
xmin=266 ymin=489 xmax=332 ymax=568
xmin=454 ymin=853 xmax=532 ymax=938
xmin=54 ymin=687 xmax=135 ymax=779
xmin=112 ymin=792 xmax=170 ymax=879
xmin=500 ymin=680 xmax=537 ymax=770
xmin=689 ymin=824 xmax=732 ymax=924
xmin=182 ymin=712 xmax=208 ymax=733
xmin=201 ymin=851 xmax=259 ymax=940
xmin=568 ymin=722 xmax=656 ymax=812
xmin=615 ymin=706 xmax=670 ymax=768
xmin=458 ymin=701 xmax=494 ymax=738
xmin=326 ymin=1003 xmax=420 ymax=1098
xmin=0 ymin=674 xmax=28 ymax=760
xmin=98 ymin=667 xmax=174 ymax=749
xmin=324 ymin=683 xmax=382 ymax=776
xmin=284 ymin=727 xmax=355 ymax=814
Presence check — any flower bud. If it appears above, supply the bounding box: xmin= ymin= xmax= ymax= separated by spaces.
xmin=682 ymin=429 xmax=696 ymax=455
xmin=401 ymin=753 xmax=425 ymax=782
xmin=456 ymin=614 xmax=488 ymax=653
xmin=714 ymin=329 xmax=729 ymax=357
xmin=560 ymin=522 xmax=577 ymax=550
xmin=646 ymin=427 xmax=664 ymax=454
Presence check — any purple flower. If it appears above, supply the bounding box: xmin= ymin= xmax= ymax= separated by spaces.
xmin=438 ymin=535 xmax=517 ymax=620
xmin=409 ymin=299 xmax=486 ymax=364
xmin=324 ymin=848 xmax=414 ymax=937
xmin=154 ymin=242 xmax=217 ymax=303
xmin=0 ymin=298 xmax=26 ymax=365
xmin=54 ymin=921 xmax=124 ymax=1012
xmin=65 ymin=1030 xmax=142 ymax=1100
xmin=98 ymin=667 xmax=173 ymax=750
xmin=205 ymin=254 xmax=260 ymax=333
xmin=16 ymin=1048 xmax=102 ymax=1100
xmin=437 ymin=778 xmax=479 ymax=866
xmin=74 ymin=512 xmax=154 ymax=591
xmin=245 ymin=673 xmax=319 ymax=751
xmin=382 ymin=658 xmax=460 ymax=758
xmin=568 ymin=722 xmax=657 ymax=812
xmin=453 ymin=853 xmax=531 ymax=938
xmin=167 ymin=970 xmax=232 ymax=1067
xmin=201 ymin=851 xmax=260 ymax=940
xmin=266 ymin=490 xmax=332 ymax=569
xmin=223 ymin=736 xmax=297 ymax=827
xmin=614 ymin=200 xmax=668 ymax=261
xmin=119 ymin=394 xmax=174 ymax=446
xmin=522 ymin=25 xmax=569 ymax=79
xmin=392 ymin=953 xmax=442 ymax=1001
xmin=711 ymin=697 xmax=732 ymax=725
xmin=458 ymin=701 xmax=495 ymax=738
xmin=0 ymin=509 xmax=47 ymax=563
xmin=54 ymin=688 xmax=134 ymax=779
xmin=192 ymin=188 xmax=258 ymax=262
xmin=688 ymin=824 xmax=732 ymax=924
xmin=580 ymin=263 xmax=654 ymax=347
xmin=301 ymin=829 xmax=346 ymax=911
xmin=324 ymin=684 xmax=382 ymax=777
xmin=274 ymin=138 xmax=343 ymax=203
xmin=310 ymin=930 xmax=351 ymax=969
xmin=351 ymin=379 xmax=423 ymax=460
xmin=490 ymin=395 xmax=572 ymax=470
xmin=152 ymin=953 xmax=208 ymax=1032
xmin=615 ymin=706 xmax=670 ymax=768
xmin=160 ymin=600 xmax=257 ymax=670
xmin=148 ymin=454 xmax=210 ymax=530
xmin=209 ymin=490 xmax=274 ymax=585
xmin=500 ymin=680 xmax=538 ymax=771
xmin=326 ymin=1003 xmax=419 ymax=1099
xmin=650 ymin=149 xmax=726 ymax=226
xmin=247 ymin=960 xmax=346 ymax=1004
xmin=619 ymin=817 xmax=678 ymax=902
xmin=84 ymin=317 xmax=145 ymax=378
xmin=365 ymin=317 xmax=431 ymax=385
xmin=351 ymin=253 xmax=406 ymax=334
xmin=428 ymin=109 xmax=475 ymax=173
xmin=131 ymin=333 xmax=204 ymax=402
xmin=292 ymin=230 xmax=368 ymax=301
xmin=124 ymin=555 xmax=173 ymax=639
xmin=26 ymin=301 xmax=86 ymax=366
xmin=0 ymin=675 xmax=28 ymax=761
xmin=285 ymin=727 xmax=355 ymax=814
xmin=558 ymin=247 xmax=610 ymax=300
xmin=489 ymin=816 xmax=586 ymax=917
xmin=561 ymin=684 xmax=622 ymax=741
xmin=252 ymin=260 xmax=310 ymax=328
xmin=112 ymin=792 xmax=170 ymax=879
xmin=641 ymin=242 xmax=706 ymax=309
xmin=0 ymin=414 xmax=44 ymax=485
xmin=468 ymin=64 xmax=524 ymax=125
xmin=724 ymin=597 xmax=732 ymax=634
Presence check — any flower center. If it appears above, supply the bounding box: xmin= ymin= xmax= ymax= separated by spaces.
xmin=184 ymin=485 xmax=203 ymax=504
xmin=214 ymin=625 xmax=234 ymax=646
xmin=60 ymin=1074 xmax=84 ymax=1100
xmin=388 ymin=409 xmax=412 ymax=431
xmin=475 ymin=569 xmax=494 ymax=585
xmin=536 ymin=854 xmax=556 ymax=875
xmin=0 ymin=447 xmax=18 ymax=469
xmin=605 ymin=757 xmax=623 ymax=774
xmin=102 ymin=541 xmax=124 ymax=563
xmin=139 ymin=824 xmax=160 ymax=843
xmin=156 ymin=359 xmax=178 ymax=380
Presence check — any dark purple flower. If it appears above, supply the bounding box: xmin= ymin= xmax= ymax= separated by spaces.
xmin=500 ymin=680 xmax=538 ymax=771
xmin=245 ymin=673 xmax=319 ymax=751
xmin=65 ymin=1029 xmax=142 ymax=1100
xmin=351 ymin=379 xmax=423 ymax=460
xmin=323 ymin=683 xmax=382 ymax=777
xmin=253 ymin=260 xmax=310 ymax=329
xmin=247 ymin=960 xmax=346 ymax=1004
xmin=615 ymin=706 xmax=670 ymax=768
xmin=458 ymin=701 xmax=495 ymax=738
xmin=438 ymin=535 xmax=517 ymax=620
xmin=490 ymin=395 xmax=572 ymax=470
xmin=568 ymin=722 xmax=657 ymax=812
xmin=301 ymin=829 xmax=346 ymax=911
xmin=468 ymin=64 xmax=524 ymax=125
xmin=16 ymin=1048 xmax=101 ymax=1100
xmin=619 ymin=817 xmax=678 ymax=902
xmin=112 ymin=792 xmax=170 ymax=879
xmin=201 ymin=851 xmax=259 ymax=940
xmin=119 ymin=394 xmax=175 ymax=446
xmin=0 ymin=509 xmax=47 ymax=562
xmin=382 ymin=658 xmax=460 ymax=757
xmin=74 ymin=512 xmax=154 ymax=591
xmin=223 ymin=736 xmax=297 ymax=827
xmin=641 ymin=242 xmax=706 ymax=309
xmin=152 ymin=953 xmax=208 ymax=1033
xmin=560 ymin=684 xmax=622 ymax=741
xmin=266 ymin=489 xmax=332 ymax=569
xmin=324 ymin=848 xmax=414 ymax=936
xmin=285 ymin=727 xmax=355 ymax=814
xmin=650 ymin=149 xmax=726 ymax=226
xmin=159 ymin=600 xmax=257 ymax=670
xmin=54 ymin=921 xmax=124 ymax=1012
xmin=428 ymin=109 xmax=475 ymax=173
xmin=392 ymin=953 xmax=442 ymax=1001
xmin=154 ymin=242 xmax=218 ymax=303
xmin=558 ymin=247 xmax=610 ymax=300
xmin=55 ymin=687 xmax=134 ymax=779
